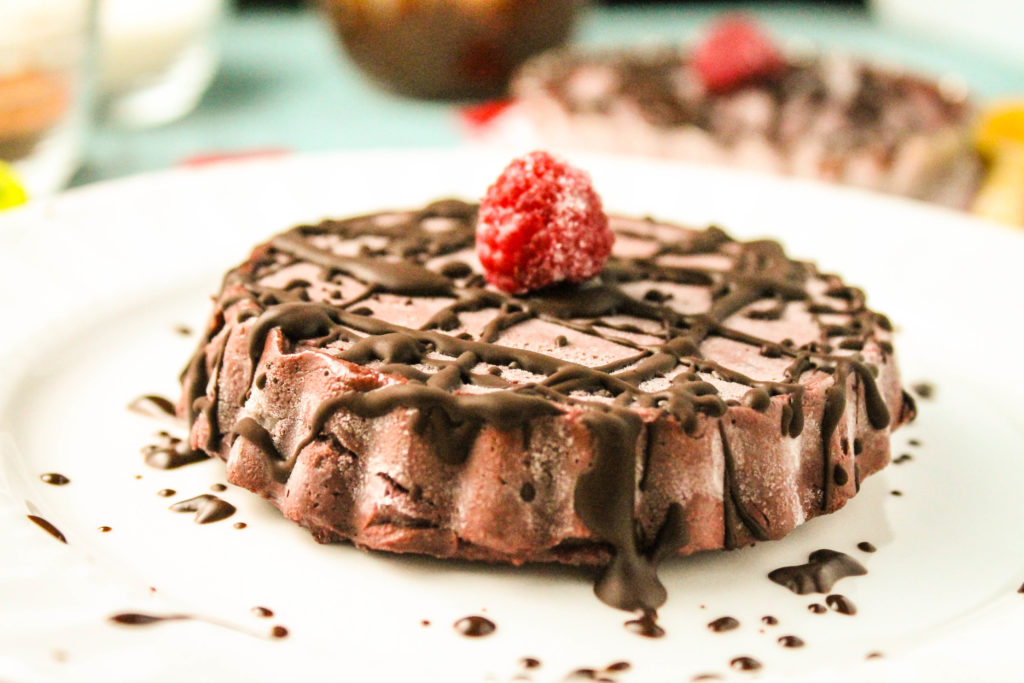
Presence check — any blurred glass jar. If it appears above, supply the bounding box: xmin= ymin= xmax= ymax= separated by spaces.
xmin=0 ymin=0 xmax=91 ymax=198
xmin=98 ymin=0 xmax=224 ymax=127
xmin=317 ymin=0 xmax=586 ymax=100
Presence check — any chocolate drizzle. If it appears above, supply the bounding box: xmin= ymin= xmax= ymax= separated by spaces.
xmin=181 ymin=200 xmax=903 ymax=613
xmin=27 ymin=515 xmax=67 ymax=544
xmin=168 ymin=494 xmax=236 ymax=524
xmin=769 ymin=549 xmax=867 ymax=594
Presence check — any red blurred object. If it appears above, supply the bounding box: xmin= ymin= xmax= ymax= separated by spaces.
xmin=692 ymin=16 xmax=784 ymax=93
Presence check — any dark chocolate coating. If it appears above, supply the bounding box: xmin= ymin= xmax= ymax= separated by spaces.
xmin=181 ymin=200 xmax=912 ymax=612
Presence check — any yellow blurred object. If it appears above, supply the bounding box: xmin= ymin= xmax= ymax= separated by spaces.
xmin=0 ymin=161 xmax=29 ymax=210
xmin=972 ymin=100 xmax=1024 ymax=226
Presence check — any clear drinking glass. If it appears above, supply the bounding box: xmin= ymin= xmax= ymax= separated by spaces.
xmin=0 ymin=0 xmax=92 ymax=198
xmin=97 ymin=0 xmax=224 ymax=127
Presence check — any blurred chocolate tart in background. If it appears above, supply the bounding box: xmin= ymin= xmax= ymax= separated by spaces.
xmin=317 ymin=0 xmax=585 ymax=100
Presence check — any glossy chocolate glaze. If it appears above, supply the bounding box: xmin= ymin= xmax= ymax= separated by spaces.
xmin=453 ymin=615 xmax=496 ymax=637
xmin=708 ymin=616 xmax=740 ymax=632
xmin=729 ymin=656 xmax=762 ymax=672
xmin=826 ymin=594 xmax=857 ymax=615
xmin=40 ymin=473 xmax=70 ymax=486
xmin=183 ymin=200 xmax=907 ymax=613
xmin=168 ymin=494 xmax=236 ymax=524
xmin=624 ymin=609 xmax=664 ymax=638
xmin=768 ymin=549 xmax=867 ymax=594
xmin=27 ymin=515 xmax=67 ymax=544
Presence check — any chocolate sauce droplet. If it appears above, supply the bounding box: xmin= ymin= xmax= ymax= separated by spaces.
xmin=110 ymin=613 xmax=187 ymax=626
xmin=142 ymin=433 xmax=209 ymax=470
xmin=778 ymin=635 xmax=804 ymax=648
xmin=127 ymin=394 xmax=179 ymax=419
xmin=98 ymin=526 xmax=112 ymax=533
xmin=168 ymin=494 xmax=236 ymax=524
xmin=808 ymin=603 xmax=827 ymax=614
xmin=271 ymin=625 xmax=289 ymax=638
xmin=453 ymin=615 xmax=495 ymax=637
xmin=421 ymin=619 xmax=431 ymax=626
xmin=893 ymin=453 xmax=913 ymax=464
xmin=519 ymin=657 xmax=541 ymax=669
xmin=233 ymin=522 xmax=247 ymax=529
xmin=175 ymin=324 xmax=193 ymax=336
xmin=624 ymin=609 xmax=664 ymax=638
xmin=251 ymin=606 xmax=273 ymax=618
xmin=857 ymin=541 xmax=877 ymax=553
xmin=605 ymin=661 xmax=631 ymax=672
xmin=891 ymin=490 xmax=903 ymax=497
xmin=866 ymin=651 xmax=884 ymax=660
xmin=911 ymin=382 xmax=935 ymax=399
xmin=691 ymin=675 xmax=723 ymax=681
xmin=40 ymin=473 xmax=70 ymax=486
xmin=27 ymin=515 xmax=67 ymax=544
xmin=768 ymin=549 xmax=867 ymax=594
xmin=729 ymin=656 xmax=762 ymax=672
xmin=157 ymin=488 xmax=176 ymax=497
xmin=210 ymin=483 xmax=227 ymax=492
xmin=708 ymin=616 xmax=740 ymax=632
xmin=761 ymin=615 xmax=778 ymax=626
xmin=908 ymin=438 xmax=921 ymax=447
xmin=826 ymin=594 xmax=857 ymax=615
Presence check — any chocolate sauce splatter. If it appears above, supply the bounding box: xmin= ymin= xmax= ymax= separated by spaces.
xmin=826 ymin=594 xmax=857 ymax=615
xmin=911 ymin=382 xmax=935 ymax=399
xmin=908 ymin=438 xmax=921 ymax=447
xmin=128 ymin=394 xmax=178 ymax=420
xmin=891 ymin=490 xmax=903 ymax=497
xmin=729 ymin=656 xmax=762 ymax=672
xmin=157 ymin=488 xmax=176 ymax=497
xmin=520 ymin=657 xmax=541 ymax=669
xmin=210 ymin=483 xmax=227 ymax=492
xmin=181 ymin=200 xmax=904 ymax=615
xmin=251 ymin=607 xmax=274 ymax=618
xmin=605 ymin=661 xmax=631 ymax=672
xmin=808 ymin=603 xmax=827 ymax=614
xmin=691 ymin=675 xmax=723 ymax=681
xmin=27 ymin=515 xmax=67 ymax=544
xmin=778 ymin=635 xmax=805 ymax=648
xmin=98 ymin=526 xmax=112 ymax=533
xmin=142 ymin=432 xmax=209 ymax=470
xmin=168 ymin=494 xmax=236 ymax=524
xmin=233 ymin=522 xmax=247 ymax=529
xmin=708 ymin=616 xmax=740 ymax=632
xmin=893 ymin=453 xmax=913 ymax=464
xmin=271 ymin=625 xmax=289 ymax=638
xmin=39 ymin=473 xmax=70 ymax=486
xmin=421 ymin=619 xmax=431 ymax=626
xmin=857 ymin=541 xmax=877 ymax=553
xmin=110 ymin=613 xmax=187 ymax=626
xmin=866 ymin=651 xmax=884 ymax=660
xmin=761 ymin=615 xmax=778 ymax=626
xmin=768 ymin=549 xmax=867 ymax=594
xmin=175 ymin=324 xmax=193 ymax=336
xmin=624 ymin=609 xmax=664 ymax=638
xmin=453 ymin=615 xmax=495 ymax=637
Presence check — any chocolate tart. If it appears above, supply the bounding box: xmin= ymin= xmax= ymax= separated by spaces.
xmin=181 ymin=199 xmax=914 ymax=611
xmin=511 ymin=47 xmax=982 ymax=207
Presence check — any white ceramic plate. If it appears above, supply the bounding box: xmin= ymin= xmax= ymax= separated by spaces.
xmin=1 ymin=149 xmax=1022 ymax=683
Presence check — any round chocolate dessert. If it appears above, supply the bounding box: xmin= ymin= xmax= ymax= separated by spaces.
xmin=181 ymin=199 xmax=914 ymax=611
xmin=510 ymin=18 xmax=981 ymax=207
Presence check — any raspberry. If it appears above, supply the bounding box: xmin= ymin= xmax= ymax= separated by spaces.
xmin=692 ymin=16 xmax=784 ymax=93
xmin=476 ymin=151 xmax=614 ymax=294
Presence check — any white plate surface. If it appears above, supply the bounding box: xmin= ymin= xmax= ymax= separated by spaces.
xmin=0 ymin=149 xmax=1022 ymax=683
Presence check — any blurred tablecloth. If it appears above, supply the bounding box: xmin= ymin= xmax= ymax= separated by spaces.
xmin=73 ymin=3 xmax=1024 ymax=188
